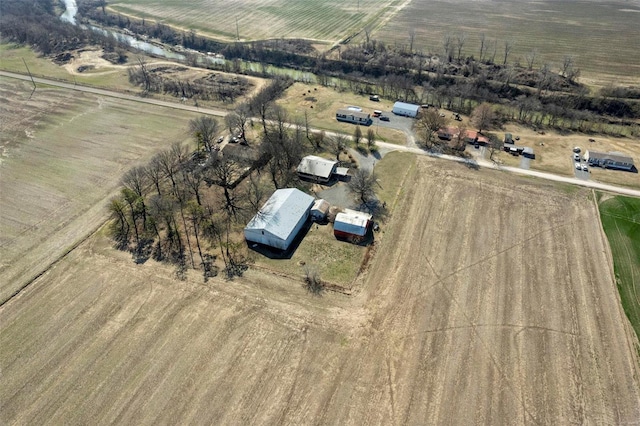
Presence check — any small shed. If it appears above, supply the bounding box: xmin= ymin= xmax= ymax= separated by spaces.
xmin=392 ymin=102 xmax=420 ymax=118
xmin=334 ymin=209 xmax=373 ymax=240
xmin=310 ymin=199 xmax=330 ymax=222
xmin=244 ymin=188 xmax=314 ymax=251
xmin=504 ymin=133 xmax=513 ymax=144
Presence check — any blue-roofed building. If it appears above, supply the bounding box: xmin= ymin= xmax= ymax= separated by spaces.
xmin=244 ymin=188 xmax=315 ymax=250
xmin=392 ymin=102 xmax=420 ymax=118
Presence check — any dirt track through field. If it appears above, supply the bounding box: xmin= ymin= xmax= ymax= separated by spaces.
xmin=1 ymin=158 xmax=639 ymax=424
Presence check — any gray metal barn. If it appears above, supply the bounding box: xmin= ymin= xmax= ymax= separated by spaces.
xmin=392 ymin=102 xmax=420 ymax=118
xmin=244 ymin=188 xmax=315 ymax=250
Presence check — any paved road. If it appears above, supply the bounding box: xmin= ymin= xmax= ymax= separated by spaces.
xmin=3 ymin=70 xmax=638 ymax=198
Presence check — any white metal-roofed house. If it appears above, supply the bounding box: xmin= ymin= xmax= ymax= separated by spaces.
xmin=392 ymin=102 xmax=420 ymax=118
xmin=244 ymin=188 xmax=314 ymax=250
xmin=297 ymin=155 xmax=339 ymax=183
xmin=334 ymin=209 xmax=373 ymax=241
xmin=336 ymin=108 xmax=373 ymax=126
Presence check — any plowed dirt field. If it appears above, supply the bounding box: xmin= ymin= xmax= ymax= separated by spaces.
xmin=1 ymin=157 xmax=639 ymax=424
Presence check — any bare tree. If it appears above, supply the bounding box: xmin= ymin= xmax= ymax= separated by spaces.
xmin=525 ymin=48 xmax=537 ymax=70
xmin=353 ymin=125 xmax=363 ymax=145
xmin=328 ymin=134 xmax=348 ymax=161
xmin=224 ymin=104 xmax=250 ymax=143
xmin=122 ymin=165 xmax=149 ymax=229
xmin=442 ymin=33 xmax=453 ymax=63
xmin=562 ymin=55 xmax=580 ymax=83
xmin=189 ymin=115 xmax=219 ymax=152
xmin=488 ymin=134 xmax=502 ymax=161
xmin=348 ymin=168 xmax=377 ymax=205
xmin=503 ymin=40 xmax=513 ymax=65
xmin=206 ymin=154 xmax=244 ymax=216
xmin=471 ymin=103 xmax=494 ymax=133
xmin=145 ymin=153 xmax=165 ymax=196
xmin=478 ymin=33 xmax=487 ymax=62
xmin=456 ymin=32 xmax=466 ymax=62
xmin=408 ymin=27 xmax=416 ymax=54
xmin=414 ymin=109 xmax=447 ymax=148
xmin=366 ymin=128 xmax=376 ymax=148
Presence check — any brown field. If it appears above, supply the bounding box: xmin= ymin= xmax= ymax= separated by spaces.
xmin=277 ymin=82 xmax=408 ymax=144
xmin=108 ymin=0 xmax=394 ymax=43
xmin=0 ymin=77 xmax=203 ymax=303
xmin=372 ymin=0 xmax=640 ymax=82
xmin=2 ymin=156 xmax=639 ymax=424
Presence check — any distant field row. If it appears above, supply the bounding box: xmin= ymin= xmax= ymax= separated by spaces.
xmin=108 ymin=0 xmax=394 ymax=42
xmin=373 ymin=0 xmax=640 ymax=78
xmin=105 ymin=1 xmax=640 ymax=79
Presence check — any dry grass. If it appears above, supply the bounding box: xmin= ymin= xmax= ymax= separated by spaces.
xmin=276 ymin=82 xmax=407 ymax=144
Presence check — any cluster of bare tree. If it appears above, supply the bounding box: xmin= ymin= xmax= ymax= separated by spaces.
xmin=108 ymin=124 xmax=269 ymax=280
xmin=1 ymin=0 xmax=126 ymax=57
xmin=127 ymin=59 xmax=252 ymax=102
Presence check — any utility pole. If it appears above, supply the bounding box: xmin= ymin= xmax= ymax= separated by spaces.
xmin=22 ymin=58 xmax=36 ymax=100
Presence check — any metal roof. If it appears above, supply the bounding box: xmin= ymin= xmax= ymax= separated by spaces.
xmin=336 ymin=108 xmax=371 ymax=120
xmin=392 ymin=102 xmax=420 ymax=113
xmin=586 ymin=150 xmax=634 ymax=164
xmin=334 ymin=210 xmax=372 ymax=236
xmin=245 ymin=188 xmax=314 ymax=240
xmin=297 ymin=156 xmax=338 ymax=179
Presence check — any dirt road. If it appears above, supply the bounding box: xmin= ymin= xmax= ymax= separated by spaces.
xmin=2 ymin=158 xmax=638 ymax=424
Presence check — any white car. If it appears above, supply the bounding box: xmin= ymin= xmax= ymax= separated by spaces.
xmin=575 ymin=162 xmax=581 ymax=170
xmin=581 ymin=164 xmax=588 ymax=172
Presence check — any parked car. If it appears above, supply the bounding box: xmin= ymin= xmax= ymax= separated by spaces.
xmin=369 ymin=95 xmax=380 ymax=101
xmin=573 ymin=153 xmax=581 ymax=161
xmin=372 ymin=110 xmax=382 ymax=117
xmin=581 ymin=164 xmax=588 ymax=172
xmin=575 ymin=162 xmax=581 ymax=170
xmin=573 ymin=146 xmax=581 ymax=153
xmin=379 ymin=115 xmax=390 ymax=122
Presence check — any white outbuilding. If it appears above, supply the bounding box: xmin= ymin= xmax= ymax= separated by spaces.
xmin=244 ymin=188 xmax=314 ymax=250
xmin=334 ymin=209 xmax=373 ymax=241
xmin=392 ymin=101 xmax=420 ymax=118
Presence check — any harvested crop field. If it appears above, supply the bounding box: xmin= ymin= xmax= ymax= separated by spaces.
xmin=108 ymin=0 xmax=394 ymax=43
xmin=373 ymin=0 xmax=640 ymax=79
xmin=2 ymin=157 xmax=639 ymax=424
xmin=0 ymin=77 xmax=201 ymax=303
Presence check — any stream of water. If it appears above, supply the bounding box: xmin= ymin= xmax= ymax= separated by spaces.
xmin=59 ymin=0 xmax=336 ymax=84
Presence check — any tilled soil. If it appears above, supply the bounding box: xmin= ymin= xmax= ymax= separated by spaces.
xmin=1 ymin=157 xmax=639 ymax=424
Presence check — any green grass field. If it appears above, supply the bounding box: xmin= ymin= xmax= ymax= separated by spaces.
xmin=373 ymin=0 xmax=640 ymax=79
xmin=598 ymin=194 xmax=640 ymax=339
xmin=108 ymin=0 xmax=394 ymax=43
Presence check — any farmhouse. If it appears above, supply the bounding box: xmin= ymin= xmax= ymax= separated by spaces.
xmin=584 ymin=150 xmax=635 ymax=171
xmin=244 ymin=188 xmax=314 ymax=251
xmin=392 ymin=102 xmax=420 ymax=118
xmin=336 ymin=108 xmax=373 ymax=126
xmin=437 ymin=126 xmax=459 ymax=140
xmin=334 ymin=209 xmax=373 ymax=241
xmin=464 ymin=130 xmax=490 ymax=145
xmin=297 ymin=155 xmax=348 ymax=183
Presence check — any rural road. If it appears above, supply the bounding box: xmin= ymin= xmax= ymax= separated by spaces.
xmin=2 ymin=70 xmax=638 ymax=198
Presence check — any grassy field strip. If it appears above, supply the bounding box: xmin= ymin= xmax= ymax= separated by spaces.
xmin=597 ymin=193 xmax=640 ymax=340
